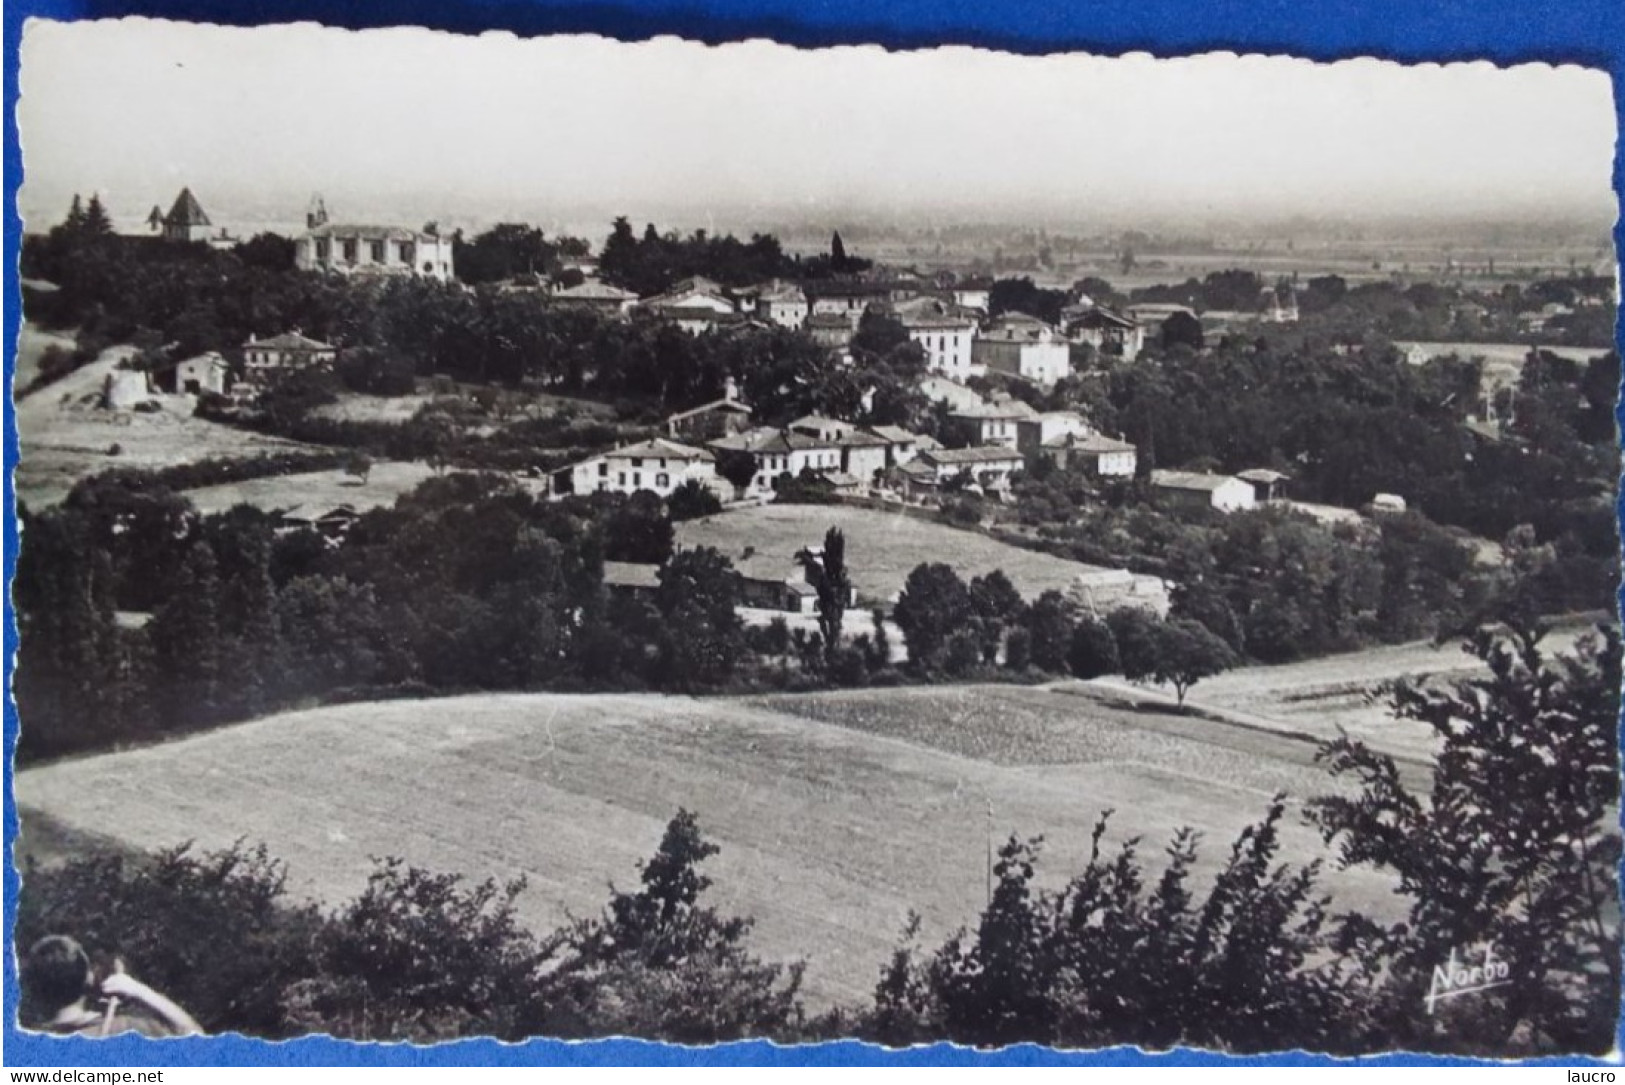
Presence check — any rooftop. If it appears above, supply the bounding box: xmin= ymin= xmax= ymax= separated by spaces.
xmin=164 ymin=187 xmax=211 ymax=228
xmin=303 ymin=223 xmax=439 ymax=242
xmin=922 ymin=446 xmax=1026 ymax=465
xmin=247 ymin=331 xmax=336 ymax=352
xmin=606 ymin=438 xmax=715 ymax=461
xmin=603 ymin=561 xmax=663 ymax=590
xmin=1151 ymin=470 xmax=1241 ymax=492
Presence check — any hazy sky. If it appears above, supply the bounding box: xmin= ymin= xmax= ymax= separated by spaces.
xmin=16 ymin=18 xmax=1620 ymax=234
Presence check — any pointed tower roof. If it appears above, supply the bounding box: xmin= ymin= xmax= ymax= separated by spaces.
xmin=146 ymin=205 xmax=164 ymax=228
xmin=164 ymin=187 xmax=211 ymax=228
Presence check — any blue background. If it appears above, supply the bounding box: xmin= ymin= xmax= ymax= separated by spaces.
xmin=5 ymin=0 xmax=1623 ymax=1067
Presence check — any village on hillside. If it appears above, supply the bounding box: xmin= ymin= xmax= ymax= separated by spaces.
xmin=10 ymin=21 xmax=1622 ymax=1062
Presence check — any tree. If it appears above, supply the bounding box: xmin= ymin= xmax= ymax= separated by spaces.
xmin=653 ymin=547 xmax=746 ymax=689
xmin=83 ymin=194 xmax=114 ymax=237
xmin=1309 ymin=622 xmax=1622 ymax=1055
xmin=1161 ymin=311 xmax=1205 ymax=351
xmin=1066 ymin=616 xmax=1120 ymax=679
xmin=1107 ymin=607 xmax=1162 ymax=683
xmin=551 ymin=809 xmax=805 ymax=1042
xmin=968 ymin=570 xmax=1024 ymax=664
xmin=1022 ymin=590 xmax=1075 ymax=674
xmin=344 ymin=451 xmax=374 ymax=485
xmin=667 ymin=478 xmax=722 ymax=521
xmin=147 ymin=539 xmax=226 ymax=731
xmin=892 ymin=563 xmax=973 ymax=672
xmin=796 ymin=527 xmax=852 ymax=660
xmin=716 ymin=450 xmax=758 ymax=499
xmin=1149 ymin=618 xmax=1237 ymax=706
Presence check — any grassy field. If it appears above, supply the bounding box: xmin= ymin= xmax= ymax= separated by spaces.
xmin=16 ymin=684 xmax=1401 ymax=1009
xmin=181 ymin=461 xmax=444 ymax=516
xmin=15 ymin=346 xmax=314 ymax=508
xmin=1177 ymin=628 xmax=1587 ymax=765
xmin=676 ymin=504 xmax=1110 ymax=604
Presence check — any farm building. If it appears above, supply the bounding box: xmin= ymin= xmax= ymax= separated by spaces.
xmin=296 ymin=197 xmax=455 ymax=281
xmin=918 ymin=375 xmax=988 ymax=414
xmin=1237 ymin=468 xmax=1291 ymax=503
xmin=837 ymin=431 xmax=891 ymax=484
xmin=733 ymin=549 xmax=857 ymax=614
xmin=1150 ymin=470 xmax=1256 ymax=513
xmin=805 ymin=313 xmax=857 ymax=350
xmin=164 ymin=352 xmax=231 ymax=397
xmin=602 ymin=561 xmax=662 ymax=602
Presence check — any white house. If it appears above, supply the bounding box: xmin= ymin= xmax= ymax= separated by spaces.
xmin=951 ymin=280 xmax=992 ymax=313
xmin=565 ymin=437 xmax=720 ymax=498
xmin=641 ymin=277 xmax=735 ymax=317
xmin=918 ymin=374 xmax=989 ymax=413
xmin=295 ymin=197 xmax=454 ymax=280
xmin=240 ymin=331 xmax=338 ymax=385
xmin=1050 ymin=432 xmax=1137 ymax=476
xmin=973 ymin=313 xmax=1072 ymax=386
xmin=864 ymin=425 xmax=925 ymax=468
xmin=1150 ymin=470 xmax=1256 ymax=513
xmin=952 ymin=401 xmax=1035 ymax=448
xmin=174 ymin=352 xmax=231 ymax=396
xmin=787 ymin=415 xmax=856 ymax=443
xmin=807 ymin=281 xmax=891 ymax=327
xmin=915 ymin=446 xmax=1027 ymax=490
xmin=899 ymin=305 xmax=980 ymax=379
xmin=708 ymin=427 xmax=843 ymax=497
xmin=756 ymin=283 xmax=809 ymax=329
xmin=837 ymin=430 xmax=891 ymax=484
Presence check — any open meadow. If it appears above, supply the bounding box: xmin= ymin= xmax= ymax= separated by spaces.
xmin=181 ymin=460 xmax=446 ymax=516
xmin=17 ymin=683 xmax=1403 ymax=1009
xmin=15 ymin=345 xmax=315 ymax=508
xmin=676 ymin=503 xmax=1113 ymax=604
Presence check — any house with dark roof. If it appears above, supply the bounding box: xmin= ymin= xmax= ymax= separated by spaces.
xmin=160 ymin=187 xmax=215 ymax=243
xmin=1063 ymin=305 xmax=1145 ymax=361
xmin=666 ymin=381 xmax=754 ymax=442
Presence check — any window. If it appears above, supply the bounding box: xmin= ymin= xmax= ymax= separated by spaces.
xmin=631 ymin=458 xmax=643 ymax=467
xmin=656 ymin=473 xmax=670 ymax=488
xmin=633 ymin=473 xmax=642 ymax=488
xmin=369 ymin=240 xmax=385 ymax=262
xmin=618 ymin=472 xmax=627 ymax=486
xmin=598 ymin=462 xmax=607 ymax=476
xmin=315 ymin=239 xmax=330 ymax=262
xmin=400 ymin=241 xmax=415 ymax=265
xmin=341 ymin=239 xmax=358 ymax=263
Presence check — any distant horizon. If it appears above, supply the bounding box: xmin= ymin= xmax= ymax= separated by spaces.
xmin=18 ymin=19 xmax=1618 ymax=246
